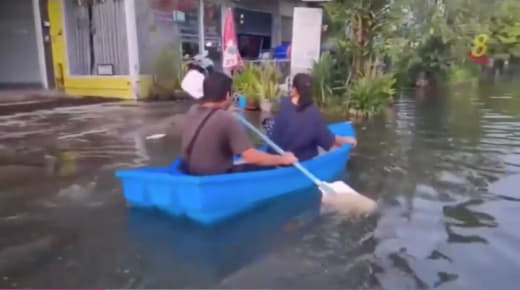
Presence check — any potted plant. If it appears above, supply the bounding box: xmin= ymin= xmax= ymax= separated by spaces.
xmin=255 ymin=62 xmax=281 ymax=113
xmin=233 ymin=63 xmax=260 ymax=110
xmin=233 ymin=63 xmax=282 ymax=111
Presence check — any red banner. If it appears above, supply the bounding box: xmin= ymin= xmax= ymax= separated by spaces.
xmin=222 ymin=8 xmax=243 ymax=70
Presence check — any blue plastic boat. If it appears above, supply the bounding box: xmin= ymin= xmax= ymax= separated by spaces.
xmin=116 ymin=121 xmax=355 ymax=225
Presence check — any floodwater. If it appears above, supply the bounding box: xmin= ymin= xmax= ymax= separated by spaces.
xmin=1 ymin=80 xmax=520 ymax=289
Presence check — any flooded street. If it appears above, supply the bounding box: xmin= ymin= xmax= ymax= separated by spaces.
xmin=1 ymin=80 xmax=520 ymax=289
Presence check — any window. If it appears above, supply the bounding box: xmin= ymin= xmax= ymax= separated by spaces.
xmin=136 ymin=0 xmax=200 ymax=74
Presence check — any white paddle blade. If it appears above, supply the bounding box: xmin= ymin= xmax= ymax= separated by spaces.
xmin=320 ymin=181 xmax=377 ymax=217
xmin=323 ymin=181 xmax=358 ymax=194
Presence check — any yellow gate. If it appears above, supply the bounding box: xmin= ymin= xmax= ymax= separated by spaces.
xmin=47 ymin=0 xmax=135 ymax=99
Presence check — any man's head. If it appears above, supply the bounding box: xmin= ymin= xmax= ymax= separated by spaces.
xmin=202 ymin=71 xmax=233 ymax=109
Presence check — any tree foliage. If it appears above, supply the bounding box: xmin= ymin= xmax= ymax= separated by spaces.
xmin=314 ymin=0 xmax=520 ymax=116
xmin=325 ymin=0 xmax=392 ymax=78
xmin=488 ymin=1 xmax=520 ymax=61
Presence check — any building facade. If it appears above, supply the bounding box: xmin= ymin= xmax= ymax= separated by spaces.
xmin=0 ymin=0 xmax=49 ymax=89
xmin=0 ymin=0 xmax=314 ymax=99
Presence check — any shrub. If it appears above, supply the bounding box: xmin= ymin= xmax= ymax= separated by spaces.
xmin=233 ymin=63 xmax=281 ymax=100
xmin=346 ymin=73 xmax=396 ymax=116
xmin=448 ymin=64 xmax=480 ymax=84
xmin=233 ymin=63 xmax=259 ymax=99
xmin=255 ymin=62 xmax=281 ymax=100
xmin=488 ymin=1 xmax=520 ymax=62
xmin=312 ymin=53 xmax=334 ymax=105
xmin=149 ymin=42 xmax=185 ymax=99
xmin=311 ymin=49 xmax=353 ymax=106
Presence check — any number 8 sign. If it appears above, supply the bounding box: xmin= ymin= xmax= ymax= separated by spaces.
xmin=467 ymin=34 xmax=490 ymax=65
xmin=471 ymin=34 xmax=489 ymax=57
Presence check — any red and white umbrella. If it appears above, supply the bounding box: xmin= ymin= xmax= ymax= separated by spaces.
xmin=222 ymin=8 xmax=243 ymax=71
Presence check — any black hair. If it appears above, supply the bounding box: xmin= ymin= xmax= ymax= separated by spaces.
xmin=202 ymin=71 xmax=232 ymax=102
xmin=293 ymin=73 xmax=314 ymax=111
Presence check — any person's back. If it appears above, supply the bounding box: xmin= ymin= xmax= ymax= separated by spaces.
xmin=269 ymin=97 xmax=334 ymax=160
xmin=180 ymin=71 xmax=297 ymax=175
xmin=181 ymin=105 xmax=249 ymax=175
xmin=268 ymin=73 xmax=357 ymax=161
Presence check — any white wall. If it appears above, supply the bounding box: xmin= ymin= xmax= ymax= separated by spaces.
xmin=0 ymin=0 xmax=42 ymax=87
xmin=290 ymin=8 xmax=323 ymax=75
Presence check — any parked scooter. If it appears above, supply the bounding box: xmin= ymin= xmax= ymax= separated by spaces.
xmin=181 ymin=51 xmax=214 ymax=99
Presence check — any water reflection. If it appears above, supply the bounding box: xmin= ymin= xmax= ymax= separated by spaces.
xmin=124 ymin=189 xmax=322 ymax=287
xmin=355 ymin=80 xmax=520 ymax=289
xmin=2 ymin=80 xmax=520 ymax=288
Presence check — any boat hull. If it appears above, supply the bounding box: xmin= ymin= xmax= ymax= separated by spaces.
xmin=116 ymin=122 xmax=355 ymax=225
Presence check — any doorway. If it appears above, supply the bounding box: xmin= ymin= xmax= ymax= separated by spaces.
xmin=40 ymin=0 xmax=55 ymax=89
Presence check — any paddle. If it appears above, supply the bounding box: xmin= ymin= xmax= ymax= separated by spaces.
xmin=235 ymin=114 xmax=377 ymax=216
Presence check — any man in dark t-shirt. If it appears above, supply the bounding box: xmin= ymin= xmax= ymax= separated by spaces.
xmin=181 ymin=72 xmax=297 ymax=175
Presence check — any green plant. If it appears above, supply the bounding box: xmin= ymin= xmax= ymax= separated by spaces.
xmin=346 ymin=73 xmax=396 ymax=116
xmin=311 ymin=53 xmax=334 ymax=105
xmin=391 ymin=35 xmax=452 ymax=87
xmin=233 ymin=63 xmax=260 ymax=99
xmin=488 ymin=1 xmax=520 ymax=61
xmin=325 ymin=0 xmax=393 ymax=78
xmin=379 ymin=0 xmax=501 ymax=86
xmin=448 ymin=63 xmax=480 ymax=84
xmin=255 ymin=62 xmax=281 ymax=100
xmin=149 ymin=42 xmax=185 ymax=98
xmin=233 ymin=63 xmax=281 ymax=100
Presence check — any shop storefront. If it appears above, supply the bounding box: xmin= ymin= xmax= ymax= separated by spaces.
xmin=136 ymin=0 xmax=222 ymax=72
xmin=14 ymin=0 xmax=304 ymax=99
xmin=136 ymin=0 xmax=298 ymax=70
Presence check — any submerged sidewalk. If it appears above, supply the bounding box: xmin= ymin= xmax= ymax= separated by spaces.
xmin=0 ymin=90 xmax=118 ymax=115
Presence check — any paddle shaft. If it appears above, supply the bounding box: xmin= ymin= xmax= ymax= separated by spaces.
xmin=235 ymin=114 xmax=323 ymax=186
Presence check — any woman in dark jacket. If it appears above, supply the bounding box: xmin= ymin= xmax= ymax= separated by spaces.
xmin=265 ymin=73 xmax=356 ymax=161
